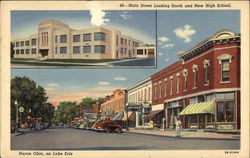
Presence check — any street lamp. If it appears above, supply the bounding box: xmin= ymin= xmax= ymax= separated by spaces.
xmin=14 ymin=100 xmax=18 ymax=133
xmin=125 ymin=103 xmax=129 ymax=131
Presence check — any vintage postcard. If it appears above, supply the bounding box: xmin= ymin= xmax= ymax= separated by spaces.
xmin=0 ymin=1 xmax=249 ymax=158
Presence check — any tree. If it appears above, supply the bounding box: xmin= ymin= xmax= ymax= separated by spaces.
xmin=54 ymin=101 xmax=79 ymax=124
xmin=80 ymin=97 xmax=96 ymax=108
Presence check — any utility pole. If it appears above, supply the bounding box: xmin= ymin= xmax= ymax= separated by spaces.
xmin=125 ymin=103 xmax=129 ymax=131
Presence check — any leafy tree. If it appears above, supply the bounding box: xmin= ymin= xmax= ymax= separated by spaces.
xmin=54 ymin=101 xmax=79 ymax=124
xmin=80 ymin=97 xmax=96 ymax=108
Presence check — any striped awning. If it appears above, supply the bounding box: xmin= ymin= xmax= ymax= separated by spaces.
xmin=179 ymin=100 xmax=215 ymax=115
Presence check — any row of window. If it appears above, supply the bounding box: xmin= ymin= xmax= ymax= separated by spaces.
xmin=15 ymin=39 xmax=37 ymax=47
xmin=128 ymin=87 xmax=151 ymax=103
xmin=119 ymin=37 xmax=139 ymax=47
xmin=120 ymin=48 xmax=136 ymax=55
xmin=55 ymin=32 xmax=105 ymax=44
xmin=15 ymin=49 xmax=37 ymax=55
xmin=55 ymin=45 xmax=106 ymax=54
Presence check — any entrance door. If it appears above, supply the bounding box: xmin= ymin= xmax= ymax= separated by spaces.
xmin=40 ymin=49 xmax=49 ymax=57
xmin=198 ymin=114 xmax=205 ymax=129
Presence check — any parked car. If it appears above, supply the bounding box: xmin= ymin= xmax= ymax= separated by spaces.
xmin=92 ymin=120 xmax=122 ymax=133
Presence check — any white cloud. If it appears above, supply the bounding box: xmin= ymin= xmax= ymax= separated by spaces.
xmin=44 ymin=87 xmax=55 ymax=91
xmin=47 ymin=83 xmax=59 ymax=87
xmin=159 ymin=52 xmax=163 ymax=56
xmin=158 ymin=36 xmax=170 ymax=42
xmin=165 ymin=57 xmax=170 ymax=62
xmin=120 ymin=11 xmax=132 ymax=20
xmin=114 ymin=77 xmax=127 ymax=81
xmin=161 ymin=43 xmax=175 ymax=49
xmin=98 ymin=81 xmax=110 ymax=85
xmin=174 ymin=24 xmax=196 ymax=43
xmin=90 ymin=10 xmax=109 ymax=26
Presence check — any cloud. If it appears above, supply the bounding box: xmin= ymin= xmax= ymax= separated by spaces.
xmin=174 ymin=24 xmax=196 ymax=43
xmin=120 ymin=11 xmax=132 ymax=20
xmin=159 ymin=52 xmax=163 ymax=56
xmin=90 ymin=9 xmax=109 ymax=26
xmin=44 ymin=87 xmax=55 ymax=91
xmin=114 ymin=77 xmax=127 ymax=81
xmin=98 ymin=81 xmax=110 ymax=85
xmin=165 ymin=57 xmax=170 ymax=62
xmin=46 ymin=91 xmax=56 ymax=95
xmin=88 ymin=86 xmax=125 ymax=92
xmin=161 ymin=43 xmax=175 ymax=49
xmin=47 ymin=83 xmax=59 ymax=87
xmin=158 ymin=36 xmax=170 ymax=42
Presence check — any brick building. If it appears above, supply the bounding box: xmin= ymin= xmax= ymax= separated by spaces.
xmin=150 ymin=30 xmax=240 ymax=131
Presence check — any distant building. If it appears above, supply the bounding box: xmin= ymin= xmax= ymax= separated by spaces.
xmin=12 ymin=20 xmax=155 ymax=60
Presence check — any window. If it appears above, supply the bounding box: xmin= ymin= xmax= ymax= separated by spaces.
xmin=94 ymin=32 xmax=105 ymax=41
xmin=25 ymin=40 xmax=30 ymax=46
xmin=144 ymin=89 xmax=147 ymax=101
xmin=16 ymin=42 xmax=20 ymax=47
xmin=116 ymin=35 xmax=119 ymax=46
xmin=124 ymin=48 xmax=127 ymax=54
xmin=21 ymin=41 xmax=24 ymax=46
xmin=192 ymin=65 xmax=198 ymax=88
xmin=120 ymin=48 xmax=123 ymax=54
xmin=137 ymin=49 xmax=143 ymax=55
xmin=83 ymin=46 xmax=91 ymax=53
xmin=206 ymin=94 xmax=214 ymax=101
xmin=94 ymin=45 xmax=105 ymax=53
xmin=170 ymin=77 xmax=173 ymax=95
xmin=31 ymin=49 xmax=36 ymax=54
xmin=128 ymin=40 xmax=131 ymax=46
xmin=221 ymin=60 xmax=230 ymax=82
xmin=83 ymin=33 xmax=91 ymax=42
xmin=55 ymin=47 xmax=58 ymax=54
xmin=55 ymin=36 xmax=58 ymax=43
xmin=216 ymin=92 xmax=234 ymax=100
xmin=31 ymin=38 xmax=36 ymax=46
xmin=60 ymin=47 xmax=67 ymax=54
xmin=197 ymin=95 xmax=205 ymax=103
xmin=73 ymin=35 xmax=80 ymax=42
xmin=164 ymin=80 xmax=167 ymax=97
xmin=121 ymin=38 xmax=124 ymax=44
xmin=21 ymin=49 xmax=24 ymax=54
xmin=154 ymin=85 xmax=157 ymax=100
xmin=190 ymin=115 xmax=197 ymax=123
xmin=16 ymin=50 xmax=20 ymax=54
xmin=190 ymin=97 xmax=197 ymax=104
xmin=148 ymin=87 xmax=151 ymax=101
xmin=183 ymin=69 xmax=188 ymax=90
xmin=204 ymin=60 xmax=210 ymax=84
xmin=73 ymin=46 xmax=80 ymax=53
xmin=217 ymin=101 xmax=234 ymax=122
xmin=25 ymin=49 xmax=30 ymax=54
xmin=124 ymin=39 xmax=127 ymax=45
xmin=176 ymin=74 xmax=180 ymax=93
xmin=60 ymin=35 xmax=67 ymax=43
xmin=158 ymin=83 xmax=162 ymax=98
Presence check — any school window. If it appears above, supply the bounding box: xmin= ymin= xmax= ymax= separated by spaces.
xmin=25 ymin=49 xmax=30 ymax=54
xmin=60 ymin=35 xmax=67 ymax=43
xmin=31 ymin=38 xmax=37 ymax=46
xmin=60 ymin=47 xmax=67 ymax=54
xmin=217 ymin=101 xmax=234 ymax=122
xmin=21 ymin=41 xmax=24 ymax=46
xmin=31 ymin=49 xmax=36 ymax=54
xmin=221 ymin=60 xmax=230 ymax=82
xmin=25 ymin=40 xmax=30 ymax=46
xmin=73 ymin=35 xmax=80 ymax=42
xmin=16 ymin=42 xmax=20 ymax=47
xmin=94 ymin=45 xmax=105 ymax=53
xmin=16 ymin=50 xmax=20 ymax=54
xmin=73 ymin=46 xmax=80 ymax=53
xmin=83 ymin=33 xmax=91 ymax=42
xmin=83 ymin=46 xmax=91 ymax=53
xmin=94 ymin=32 xmax=105 ymax=41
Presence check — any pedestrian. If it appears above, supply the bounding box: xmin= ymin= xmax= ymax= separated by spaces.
xmin=149 ymin=119 xmax=154 ymax=130
xmin=175 ymin=118 xmax=182 ymax=137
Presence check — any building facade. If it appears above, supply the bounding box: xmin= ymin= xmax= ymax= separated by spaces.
xmin=150 ymin=30 xmax=240 ymax=131
xmin=127 ymin=77 xmax=152 ymax=128
xmin=12 ymin=20 xmax=154 ymax=60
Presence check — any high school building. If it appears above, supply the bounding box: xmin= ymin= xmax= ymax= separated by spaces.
xmin=126 ymin=29 xmax=240 ymax=131
xmin=12 ymin=20 xmax=155 ymax=60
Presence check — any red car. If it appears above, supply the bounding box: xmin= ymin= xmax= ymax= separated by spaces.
xmin=92 ymin=120 xmax=122 ymax=133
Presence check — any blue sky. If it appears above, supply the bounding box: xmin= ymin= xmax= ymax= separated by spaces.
xmin=11 ymin=10 xmax=240 ymax=105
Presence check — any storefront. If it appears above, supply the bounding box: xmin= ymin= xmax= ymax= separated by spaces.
xmin=165 ymin=100 xmax=184 ymax=129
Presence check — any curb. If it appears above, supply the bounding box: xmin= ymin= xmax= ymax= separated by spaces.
xmin=123 ymin=131 xmax=240 ymax=140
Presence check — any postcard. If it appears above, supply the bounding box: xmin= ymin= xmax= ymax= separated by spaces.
xmin=0 ymin=1 xmax=249 ymax=158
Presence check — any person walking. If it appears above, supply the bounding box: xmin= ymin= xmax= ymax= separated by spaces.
xmin=175 ymin=118 xmax=182 ymax=137
xmin=149 ymin=119 xmax=154 ymax=130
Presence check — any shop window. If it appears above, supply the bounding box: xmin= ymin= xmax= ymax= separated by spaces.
xmin=217 ymin=101 xmax=234 ymax=122
xmin=83 ymin=46 xmax=91 ymax=53
xmin=60 ymin=47 xmax=67 ymax=54
xmin=73 ymin=35 xmax=80 ymax=42
xmin=73 ymin=46 xmax=80 ymax=54
xmin=206 ymin=94 xmax=214 ymax=101
xmin=207 ymin=114 xmax=215 ymax=123
xmin=83 ymin=33 xmax=91 ymax=42
xmin=94 ymin=45 xmax=105 ymax=53
xmin=60 ymin=35 xmax=67 ymax=43
xmin=204 ymin=60 xmax=210 ymax=84
xmin=190 ymin=115 xmax=197 ymax=123
xmin=94 ymin=32 xmax=105 ymax=41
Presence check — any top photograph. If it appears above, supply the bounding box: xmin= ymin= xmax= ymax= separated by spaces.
xmin=11 ymin=10 xmax=156 ymax=68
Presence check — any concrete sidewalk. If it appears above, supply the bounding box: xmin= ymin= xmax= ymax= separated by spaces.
xmin=124 ymin=128 xmax=240 ymax=140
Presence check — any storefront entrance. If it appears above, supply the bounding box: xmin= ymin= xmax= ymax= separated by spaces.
xmin=167 ymin=108 xmax=181 ymax=129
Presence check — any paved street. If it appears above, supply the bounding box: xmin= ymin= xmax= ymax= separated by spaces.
xmin=11 ymin=128 xmax=240 ymax=150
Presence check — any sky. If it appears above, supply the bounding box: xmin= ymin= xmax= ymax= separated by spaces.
xmin=11 ymin=10 xmax=240 ymax=106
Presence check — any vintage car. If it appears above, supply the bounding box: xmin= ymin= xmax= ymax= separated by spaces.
xmin=92 ymin=120 xmax=122 ymax=133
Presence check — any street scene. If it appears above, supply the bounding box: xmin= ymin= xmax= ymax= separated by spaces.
xmin=10 ymin=10 xmax=242 ymax=151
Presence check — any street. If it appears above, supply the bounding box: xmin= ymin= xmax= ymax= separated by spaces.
xmin=11 ymin=128 xmax=240 ymax=150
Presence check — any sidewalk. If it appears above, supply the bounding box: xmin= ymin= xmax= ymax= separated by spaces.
xmin=124 ymin=128 xmax=240 ymax=140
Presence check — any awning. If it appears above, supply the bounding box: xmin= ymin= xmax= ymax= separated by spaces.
xmin=179 ymin=100 xmax=215 ymax=115
xmin=122 ymin=111 xmax=135 ymax=121
xmin=111 ymin=112 xmax=124 ymax=121
xmin=144 ymin=110 xmax=163 ymax=119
